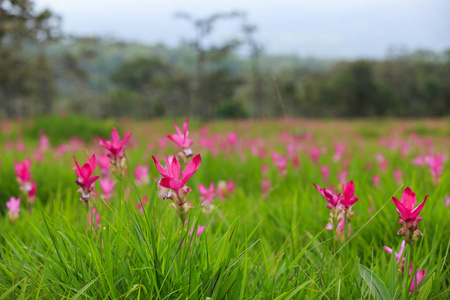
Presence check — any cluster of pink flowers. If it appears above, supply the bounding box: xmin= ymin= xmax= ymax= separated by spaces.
xmin=314 ymin=180 xmax=359 ymax=240
xmin=197 ymin=180 xmax=235 ymax=213
xmin=98 ymin=127 xmax=132 ymax=177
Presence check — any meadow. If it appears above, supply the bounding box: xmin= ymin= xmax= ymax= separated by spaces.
xmin=0 ymin=116 xmax=449 ymax=299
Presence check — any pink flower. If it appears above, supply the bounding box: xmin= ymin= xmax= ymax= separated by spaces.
xmin=310 ymin=147 xmax=320 ymax=164
xmin=88 ymin=207 xmax=101 ymax=229
xmin=392 ymin=187 xmax=427 ymax=223
xmin=39 ymin=135 xmax=49 ymax=151
xmin=340 ymin=180 xmax=359 ymax=209
xmin=199 ymin=183 xmax=215 ymax=203
xmin=445 ymin=196 xmax=450 ymax=207
xmin=6 ymin=197 xmax=21 ymax=221
xmin=314 ymin=183 xmax=341 ymax=209
xmin=99 ymin=177 xmax=116 ymax=202
xmin=261 ymin=164 xmax=269 ymax=175
xmin=216 ymin=180 xmax=234 ymax=198
xmin=138 ymin=196 xmax=149 ymax=213
xmin=411 ymin=154 xmax=425 ymax=166
xmin=333 ymin=144 xmax=345 ymax=162
xmin=167 ymin=117 xmax=193 ymax=155
xmin=393 ymin=169 xmax=402 ymax=182
xmin=261 ymin=179 xmax=271 ymax=196
xmin=320 ymin=165 xmax=330 ymax=182
xmin=372 ymin=175 xmax=380 ymax=186
xmin=382 ymin=240 xmax=406 ymax=264
xmin=152 ymin=154 xmax=201 ymax=193
xmin=409 ymin=264 xmax=426 ymax=293
xmin=228 ymin=132 xmax=238 ymax=146
xmin=73 ymin=154 xmax=100 ymax=202
xmin=27 ymin=181 xmax=37 ymax=203
xmin=134 ymin=165 xmax=150 ymax=186
xmin=337 ymin=170 xmax=348 ymax=184
xmin=98 ymin=127 xmax=132 ymax=160
xmin=425 ymin=153 xmax=443 ymax=180
xmin=379 ymin=160 xmax=389 ymax=172
xmin=14 ymin=159 xmax=32 ymax=185
xmin=97 ymin=153 xmax=111 ymax=177
xmin=227 ymin=181 xmax=235 ymax=193
xmin=272 ymin=152 xmax=287 ymax=177
xmin=190 ymin=225 xmax=206 ymax=237
xmin=325 ymin=214 xmax=346 ymax=240
xmin=392 ymin=187 xmax=427 ymax=244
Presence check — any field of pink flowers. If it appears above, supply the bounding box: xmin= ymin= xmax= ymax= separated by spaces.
xmin=1 ymin=117 xmax=449 ymax=299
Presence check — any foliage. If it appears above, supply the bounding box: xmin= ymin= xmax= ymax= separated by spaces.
xmin=0 ymin=119 xmax=449 ymax=298
xmin=23 ymin=114 xmax=115 ymax=144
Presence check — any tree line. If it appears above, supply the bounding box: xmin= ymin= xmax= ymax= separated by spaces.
xmin=1 ymin=0 xmax=449 ymax=119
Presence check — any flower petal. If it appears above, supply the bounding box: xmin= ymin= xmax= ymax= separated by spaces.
xmin=410 ymin=195 xmax=428 ymax=220
xmin=152 ymin=155 xmax=170 ymax=178
xmin=401 ymin=187 xmax=416 ymax=211
xmin=392 ymin=196 xmax=410 ymax=219
xmin=180 ymin=154 xmax=201 ymax=185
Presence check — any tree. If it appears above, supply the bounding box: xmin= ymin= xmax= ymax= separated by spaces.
xmin=174 ymin=11 xmax=245 ymax=119
xmin=0 ymin=0 xmax=60 ymax=117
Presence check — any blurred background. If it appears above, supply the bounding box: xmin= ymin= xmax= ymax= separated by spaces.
xmin=1 ymin=0 xmax=449 ymax=120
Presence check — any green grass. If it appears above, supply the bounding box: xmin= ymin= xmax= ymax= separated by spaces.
xmin=0 ymin=118 xmax=449 ymax=299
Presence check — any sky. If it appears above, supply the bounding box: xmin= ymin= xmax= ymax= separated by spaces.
xmin=35 ymin=0 xmax=450 ymax=59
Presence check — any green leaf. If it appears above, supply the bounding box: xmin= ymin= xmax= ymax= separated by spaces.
xmin=359 ymin=264 xmax=392 ymax=300
xmin=273 ymin=281 xmax=310 ymax=300
xmin=417 ymin=273 xmax=434 ymax=300
xmin=0 ymin=278 xmax=26 ymax=299
xmin=70 ymin=275 xmax=100 ymax=300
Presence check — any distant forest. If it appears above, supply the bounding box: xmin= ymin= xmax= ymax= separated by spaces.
xmin=1 ymin=0 xmax=449 ymax=119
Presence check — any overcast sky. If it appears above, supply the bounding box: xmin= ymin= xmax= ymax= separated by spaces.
xmin=35 ymin=0 xmax=450 ymax=59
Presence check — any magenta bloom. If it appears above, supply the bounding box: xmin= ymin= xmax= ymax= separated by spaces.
xmin=261 ymin=179 xmax=271 ymax=196
xmin=134 ymin=165 xmax=150 ymax=186
xmin=310 ymin=147 xmax=320 ymax=164
xmin=88 ymin=207 xmax=101 ymax=229
xmin=340 ymin=180 xmax=359 ymax=208
xmin=14 ymin=158 xmax=32 ymax=185
xmin=314 ymin=183 xmax=341 ymax=209
xmin=409 ymin=264 xmax=426 ymax=293
xmin=199 ymin=183 xmax=215 ymax=203
xmin=99 ymin=177 xmax=116 ymax=202
xmin=392 ymin=187 xmax=427 ymax=244
xmin=167 ymin=117 xmax=193 ymax=154
xmin=74 ymin=154 xmax=100 ymax=201
xmin=227 ymin=132 xmax=238 ymax=146
xmin=190 ymin=225 xmax=206 ymax=237
xmin=337 ymin=170 xmax=348 ymax=184
xmin=6 ymin=196 xmax=21 ymax=214
xmin=320 ymin=165 xmax=330 ymax=182
xmin=393 ymin=168 xmax=402 ymax=182
xmin=372 ymin=175 xmax=380 ymax=186
xmin=392 ymin=187 xmax=427 ymax=222
xmin=333 ymin=144 xmax=345 ymax=162
xmin=138 ymin=196 xmax=149 ymax=213
xmin=97 ymin=153 xmax=111 ymax=177
xmin=425 ymin=153 xmax=443 ymax=180
xmin=28 ymin=181 xmax=37 ymax=202
xmin=99 ymin=127 xmax=132 ymax=160
xmin=152 ymin=154 xmax=201 ymax=193
xmin=382 ymin=240 xmax=406 ymax=264
xmin=6 ymin=197 xmax=21 ymax=222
